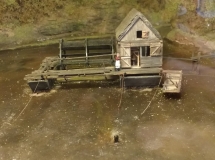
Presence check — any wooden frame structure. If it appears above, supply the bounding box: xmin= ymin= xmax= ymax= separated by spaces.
xmin=115 ymin=8 xmax=163 ymax=69
xmin=24 ymin=8 xmax=182 ymax=93
xmin=162 ymin=70 xmax=182 ymax=93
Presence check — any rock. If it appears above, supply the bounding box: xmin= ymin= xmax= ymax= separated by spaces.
xmin=177 ymin=5 xmax=187 ymax=16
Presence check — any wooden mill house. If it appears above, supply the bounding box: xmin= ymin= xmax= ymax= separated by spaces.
xmin=116 ymin=8 xmax=162 ymax=69
xmin=115 ymin=8 xmax=163 ymax=87
xmin=25 ymin=8 xmax=182 ymax=93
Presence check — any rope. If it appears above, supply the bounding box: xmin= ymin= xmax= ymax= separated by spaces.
xmin=14 ymin=81 xmax=40 ymax=121
xmin=183 ymin=73 xmax=215 ymax=78
xmin=114 ymin=74 xmax=124 ymax=131
xmin=163 ymin=57 xmax=193 ymax=61
xmin=140 ymin=76 xmax=163 ymax=115
xmin=117 ymin=74 xmax=124 ymax=113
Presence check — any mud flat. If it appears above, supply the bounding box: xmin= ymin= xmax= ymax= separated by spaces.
xmin=0 ymin=43 xmax=215 ymax=159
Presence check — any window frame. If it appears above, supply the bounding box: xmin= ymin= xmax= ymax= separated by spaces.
xmin=136 ymin=30 xmax=149 ymax=39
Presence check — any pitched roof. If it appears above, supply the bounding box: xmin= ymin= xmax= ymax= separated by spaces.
xmin=115 ymin=8 xmax=161 ymax=41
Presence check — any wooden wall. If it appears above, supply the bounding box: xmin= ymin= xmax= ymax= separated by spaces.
xmin=121 ymin=18 xmax=158 ymax=42
xmin=140 ymin=56 xmax=162 ymax=68
xmin=117 ymin=41 xmax=163 ymax=68
xmin=116 ymin=17 xmax=163 ymax=69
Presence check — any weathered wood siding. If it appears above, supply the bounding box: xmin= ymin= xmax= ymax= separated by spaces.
xmin=118 ymin=41 xmax=161 ymax=47
xmin=119 ymin=45 xmax=131 ymax=68
xmin=121 ymin=18 xmax=159 ymax=42
xmin=117 ymin=41 xmax=163 ymax=56
xmin=116 ymin=12 xmax=163 ymax=69
xmin=140 ymin=56 xmax=162 ymax=68
xmin=150 ymin=42 xmax=163 ymax=56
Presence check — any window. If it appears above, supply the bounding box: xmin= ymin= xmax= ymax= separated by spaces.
xmin=141 ymin=46 xmax=150 ymax=56
xmin=136 ymin=31 xmax=142 ymax=38
xmin=136 ymin=31 xmax=149 ymax=39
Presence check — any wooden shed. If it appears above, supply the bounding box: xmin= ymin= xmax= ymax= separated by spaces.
xmin=115 ymin=8 xmax=163 ymax=69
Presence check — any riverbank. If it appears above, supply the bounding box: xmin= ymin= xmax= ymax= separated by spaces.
xmin=0 ymin=0 xmax=202 ymax=52
xmin=1 ymin=27 xmax=215 ymax=63
xmin=2 ymin=25 xmax=214 ymax=59
xmin=166 ymin=28 xmax=215 ymax=54
xmin=0 ymin=33 xmax=114 ymax=51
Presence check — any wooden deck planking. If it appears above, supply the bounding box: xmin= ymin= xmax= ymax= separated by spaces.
xmin=24 ymin=67 xmax=162 ymax=81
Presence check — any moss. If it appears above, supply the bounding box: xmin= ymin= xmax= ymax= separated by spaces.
xmin=3 ymin=0 xmax=16 ymax=5
xmin=0 ymin=0 xmax=213 ymax=52
xmin=148 ymin=12 xmax=162 ymax=24
xmin=13 ymin=25 xmax=37 ymax=43
xmin=0 ymin=34 xmax=114 ymax=51
xmin=166 ymin=29 xmax=177 ymax=41
xmin=205 ymin=0 xmax=215 ymax=11
xmin=161 ymin=0 xmax=180 ymax=21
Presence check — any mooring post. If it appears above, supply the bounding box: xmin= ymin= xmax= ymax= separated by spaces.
xmin=114 ymin=135 xmax=119 ymax=143
xmin=59 ymin=39 xmax=63 ymax=66
xmin=111 ymin=36 xmax=114 ymax=60
xmin=119 ymin=74 xmax=125 ymax=89
xmin=120 ymin=75 xmax=123 ymax=88
xmin=191 ymin=52 xmax=200 ymax=72
xmin=197 ymin=52 xmax=201 ymax=74
xmin=85 ymin=38 xmax=89 ymax=66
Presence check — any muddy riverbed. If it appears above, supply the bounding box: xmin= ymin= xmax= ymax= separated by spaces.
xmin=0 ymin=43 xmax=215 ymax=160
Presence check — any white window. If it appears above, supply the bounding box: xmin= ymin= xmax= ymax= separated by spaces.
xmin=136 ymin=30 xmax=149 ymax=39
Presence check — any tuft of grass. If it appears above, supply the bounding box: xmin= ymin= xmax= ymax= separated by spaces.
xmin=205 ymin=0 xmax=215 ymax=11
xmin=166 ymin=29 xmax=177 ymax=41
xmin=3 ymin=0 xmax=16 ymax=5
xmin=13 ymin=25 xmax=37 ymax=43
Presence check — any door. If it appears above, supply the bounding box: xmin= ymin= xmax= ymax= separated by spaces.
xmin=120 ymin=46 xmax=131 ymax=68
xmin=150 ymin=43 xmax=162 ymax=56
xmin=131 ymin=47 xmax=140 ymax=67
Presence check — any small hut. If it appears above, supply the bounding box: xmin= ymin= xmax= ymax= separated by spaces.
xmin=115 ymin=8 xmax=163 ymax=69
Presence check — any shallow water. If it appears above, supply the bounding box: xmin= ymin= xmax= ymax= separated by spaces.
xmin=0 ymin=43 xmax=215 ymax=160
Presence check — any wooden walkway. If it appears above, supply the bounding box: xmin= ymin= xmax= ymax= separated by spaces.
xmin=24 ymin=37 xmax=181 ymax=93
xmin=24 ymin=64 xmax=162 ymax=81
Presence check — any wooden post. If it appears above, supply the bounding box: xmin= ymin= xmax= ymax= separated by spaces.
xmin=59 ymin=39 xmax=63 ymax=66
xmin=85 ymin=38 xmax=89 ymax=66
xmin=197 ymin=52 xmax=200 ymax=74
xmin=111 ymin=36 xmax=114 ymax=60
xmin=197 ymin=52 xmax=201 ymax=61
xmin=120 ymin=75 xmax=122 ymax=88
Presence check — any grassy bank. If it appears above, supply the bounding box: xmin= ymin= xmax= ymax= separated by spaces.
xmin=0 ymin=33 xmax=114 ymax=51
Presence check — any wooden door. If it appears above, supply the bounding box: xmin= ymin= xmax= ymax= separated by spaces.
xmin=120 ymin=46 xmax=131 ymax=68
xmin=150 ymin=44 xmax=162 ymax=56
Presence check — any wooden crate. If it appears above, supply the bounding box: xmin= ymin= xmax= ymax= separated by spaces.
xmin=162 ymin=70 xmax=182 ymax=93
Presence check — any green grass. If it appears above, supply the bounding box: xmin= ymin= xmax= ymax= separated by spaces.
xmin=0 ymin=0 xmax=208 ymax=52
